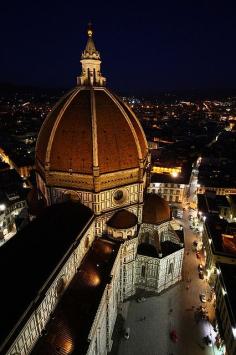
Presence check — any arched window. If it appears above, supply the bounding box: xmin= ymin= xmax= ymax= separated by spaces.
xmin=56 ymin=276 xmax=66 ymax=296
xmin=141 ymin=265 xmax=146 ymax=277
xmin=168 ymin=263 xmax=173 ymax=274
xmin=85 ymin=237 xmax=89 ymax=249
xmin=142 ymin=232 xmax=149 ymax=244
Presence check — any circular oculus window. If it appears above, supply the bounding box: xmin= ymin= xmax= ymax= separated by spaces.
xmin=113 ymin=190 xmax=126 ymax=204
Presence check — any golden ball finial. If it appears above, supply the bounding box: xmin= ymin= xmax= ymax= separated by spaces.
xmin=87 ymin=21 xmax=93 ymax=37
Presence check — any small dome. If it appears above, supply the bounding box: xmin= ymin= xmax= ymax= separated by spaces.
xmin=142 ymin=194 xmax=171 ymax=224
xmin=35 ymin=87 xmax=148 ymax=191
xmin=107 ymin=209 xmax=138 ymax=229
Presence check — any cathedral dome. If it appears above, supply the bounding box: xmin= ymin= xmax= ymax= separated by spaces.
xmin=35 ymin=27 xmax=148 ymax=192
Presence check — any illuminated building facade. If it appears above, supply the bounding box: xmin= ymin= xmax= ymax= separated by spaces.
xmin=1 ymin=26 xmax=184 ymax=355
xmin=0 ymin=147 xmax=34 ymax=179
xmin=215 ymin=263 xmax=236 ymax=355
xmin=148 ymin=171 xmax=191 ymax=203
xmin=0 ymin=169 xmax=28 ymax=243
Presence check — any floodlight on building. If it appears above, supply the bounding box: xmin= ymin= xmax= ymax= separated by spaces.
xmin=203 ymin=216 xmax=206 ymax=222
xmin=232 ymin=327 xmax=236 ymax=339
xmin=222 ymin=287 xmax=227 ymax=296
xmin=0 ymin=204 xmax=6 ymax=211
xmin=216 ymin=268 xmax=221 ymax=275
xmin=171 ymin=171 xmax=178 ymax=178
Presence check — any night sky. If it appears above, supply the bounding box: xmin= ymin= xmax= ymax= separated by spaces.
xmin=1 ymin=0 xmax=236 ymax=95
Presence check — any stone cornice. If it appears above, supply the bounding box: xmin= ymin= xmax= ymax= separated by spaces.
xmin=41 ymin=167 xmax=142 ymax=192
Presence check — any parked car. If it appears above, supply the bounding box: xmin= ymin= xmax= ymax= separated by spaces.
xmin=200 ymin=293 xmax=207 ymax=303
xmin=124 ymin=327 xmax=130 ymax=339
xmin=204 ymin=335 xmax=212 ymax=347
xmin=136 ymin=297 xmax=146 ymax=303
xmin=198 ymin=264 xmax=203 ymax=272
xmin=170 ymin=329 xmax=178 ymax=343
xmin=196 ymin=251 xmax=201 ymax=259
xmin=199 ymin=271 xmax=204 ymax=279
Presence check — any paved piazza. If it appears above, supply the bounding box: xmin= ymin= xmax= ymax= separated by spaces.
xmin=110 ymin=207 xmax=225 ymax=355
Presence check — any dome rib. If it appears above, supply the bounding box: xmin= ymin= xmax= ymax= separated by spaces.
xmin=46 ymin=87 xmax=83 ymax=169
xmin=90 ymin=87 xmax=99 ymax=170
xmin=36 ymin=88 xmax=76 ymax=166
xmin=95 ymin=89 xmax=140 ymax=173
xmin=103 ymin=88 xmax=143 ymax=162
xmin=115 ymin=96 xmax=148 ymax=159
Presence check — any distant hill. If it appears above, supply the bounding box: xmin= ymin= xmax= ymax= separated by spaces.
xmin=0 ymin=82 xmax=66 ymax=98
xmin=1 ymin=83 xmax=236 ymax=103
xmin=116 ymin=88 xmax=236 ymax=103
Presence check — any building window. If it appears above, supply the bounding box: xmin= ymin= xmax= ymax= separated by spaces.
xmin=85 ymin=237 xmax=89 ymax=249
xmin=168 ymin=263 xmax=173 ymax=274
xmin=113 ymin=189 xmax=126 ymax=204
xmin=141 ymin=265 xmax=146 ymax=277
xmin=114 ymin=190 xmax=123 ymax=201
xmin=56 ymin=277 xmax=66 ymax=297
xmin=142 ymin=232 xmax=149 ymax=243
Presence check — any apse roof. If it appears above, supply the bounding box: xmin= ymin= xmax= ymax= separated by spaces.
xmin=107 ymin=209 xmax=138 ymax=229
xmin=142 ymin=194 xmax=171 ymax=225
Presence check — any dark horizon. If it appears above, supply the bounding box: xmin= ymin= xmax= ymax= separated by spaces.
xmin=1 ymin=0 xmax=236 ymax=95
xmin=1 ymin=81 xmax=236 ymax=101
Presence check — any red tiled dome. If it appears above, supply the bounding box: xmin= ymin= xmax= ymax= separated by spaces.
xmin=36 ymin=87 xmax=148 ymax=191
xmin=107 ymin=209 xmax=138 ymax=229
xmin=142 ymin=194 xmax=171 ymax=224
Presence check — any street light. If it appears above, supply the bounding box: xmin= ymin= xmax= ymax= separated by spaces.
xmin=232 ymin=327 xmax=236 ymax=339
xmin=222 ymin=287 xmax=227 ymax=296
